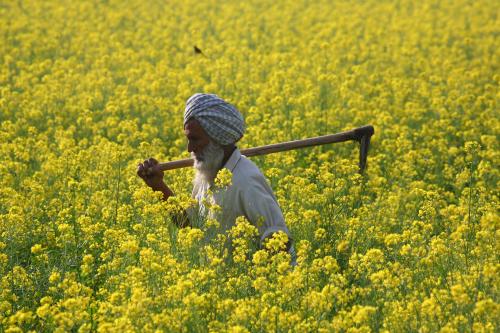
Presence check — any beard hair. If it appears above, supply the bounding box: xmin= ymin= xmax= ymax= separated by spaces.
xmin=192 ymin=140 xmax=225 ymax=193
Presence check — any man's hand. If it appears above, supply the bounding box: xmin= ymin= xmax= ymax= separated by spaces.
xmin=137 ymin=157 xmax=179 ymax=221
xmin=137 ymin=157 xmax=165 ymax=190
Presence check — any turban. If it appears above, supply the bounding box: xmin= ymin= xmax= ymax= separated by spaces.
xmin=184 ymin=93 xmax=245 ymax=146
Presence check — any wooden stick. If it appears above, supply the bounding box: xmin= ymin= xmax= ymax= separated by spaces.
xmin=158 ymin=125 xmax=374 ymax=172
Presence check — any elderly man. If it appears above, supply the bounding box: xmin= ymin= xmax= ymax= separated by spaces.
xmin=137 ymin=93 xmax=295 ymax=260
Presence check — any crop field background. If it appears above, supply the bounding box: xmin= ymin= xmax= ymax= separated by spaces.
xmin=0 ymin=0 xmax=498 ymax=332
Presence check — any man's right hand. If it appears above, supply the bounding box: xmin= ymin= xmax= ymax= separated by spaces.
xmin=137 ymin=157 xmax=165 ymax=190
xmin=137 ymin=157 xmax=178 ymax=219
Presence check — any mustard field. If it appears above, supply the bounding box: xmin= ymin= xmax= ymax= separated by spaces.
xmin=0 ymin=0 xmax=498 ymax=332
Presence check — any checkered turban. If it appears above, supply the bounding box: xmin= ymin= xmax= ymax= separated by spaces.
xmin=184 ymin=93 xmax=245 ymax=146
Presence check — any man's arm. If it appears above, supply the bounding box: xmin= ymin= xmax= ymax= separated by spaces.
xmin=238 ymin=173 xmax=293 ymax=252
xmin=150 ymin=181 xmax=174 ymax=201
xmin=137 ymin=157 xmax=189 ymax=227
xmin=152 ymin=181 xmax=190 ymax=227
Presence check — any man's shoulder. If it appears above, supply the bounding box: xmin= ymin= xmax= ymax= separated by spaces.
xmin=232 ymin=155 xmax=266 ymax=184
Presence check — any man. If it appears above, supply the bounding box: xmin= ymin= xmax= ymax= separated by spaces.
xmin=137 ymin=93 xmax=295 ymax=261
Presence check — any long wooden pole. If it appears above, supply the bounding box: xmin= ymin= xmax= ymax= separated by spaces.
xmin=158 ymin=125 xmax=374 ymax=173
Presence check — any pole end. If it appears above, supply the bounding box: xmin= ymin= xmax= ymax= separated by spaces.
xmin=358 ymin=125 xmax=374 ymax=173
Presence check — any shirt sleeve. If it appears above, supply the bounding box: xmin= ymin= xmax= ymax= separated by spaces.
xmin=238 ymin=173 xmax=292 ymax=244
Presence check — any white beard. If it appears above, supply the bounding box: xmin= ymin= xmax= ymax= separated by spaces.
xmin=192 ymin=140 xmax=225 ymax=198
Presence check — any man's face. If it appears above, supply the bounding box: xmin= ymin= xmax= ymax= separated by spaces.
xmin=184 ymin=119 xmax=211 ymax=161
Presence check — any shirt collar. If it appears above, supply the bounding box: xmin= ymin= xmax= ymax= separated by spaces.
xmin=223 ymin=147 xmax=242 ymax=172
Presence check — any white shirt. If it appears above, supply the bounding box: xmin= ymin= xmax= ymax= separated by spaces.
xmin=188 ymin=148 xmax=296 ymax=260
